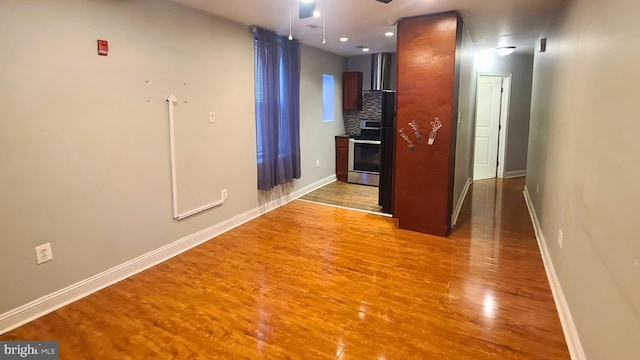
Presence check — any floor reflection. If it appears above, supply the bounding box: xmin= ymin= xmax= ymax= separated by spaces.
xmin=449 ymin=177 xmax=539 ymax=331
xmin=1 ymin=177 xmax=569 ymax=359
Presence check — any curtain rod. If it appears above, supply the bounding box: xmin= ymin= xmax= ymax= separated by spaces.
xmin=250 ymin=25 xmax=301 ymax=43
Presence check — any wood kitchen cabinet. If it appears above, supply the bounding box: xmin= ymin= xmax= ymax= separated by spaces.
xmin=342 ymin=72 xmax=363 ymax=112
xmin=335 ymin=136 xmax=349 ymax=182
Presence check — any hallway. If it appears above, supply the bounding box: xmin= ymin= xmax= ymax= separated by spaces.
xmin=0 ymin=178 xmax=568 ymax=359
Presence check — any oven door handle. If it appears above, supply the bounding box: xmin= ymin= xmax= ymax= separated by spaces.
xmin=352 ymin=139 xmax=381 ymax=145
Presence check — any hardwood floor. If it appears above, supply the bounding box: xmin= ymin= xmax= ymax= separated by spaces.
xmin=0 ymin=178 xmax=569 ymax=359
xmin=300 ymin=180 xmax=383 ymax=213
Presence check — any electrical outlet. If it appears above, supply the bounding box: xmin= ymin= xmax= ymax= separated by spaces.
xmin=558 ymin=230 xmax=564 ymax=249
xmin=536 ymin=184 xmax=540 ymax=194
xmin=35 ymin=243 xmax=53 ymax=265
xmin=315 ymin=160 xmax=320 ymax=168
xmin=221 ymin=189 xmax=228 ymax=200
xmin=209 ymin=112 xmax=216 ymax=123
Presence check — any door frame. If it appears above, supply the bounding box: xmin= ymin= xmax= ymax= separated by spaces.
xmin=474 ymin=72 xmax=512 ymax=179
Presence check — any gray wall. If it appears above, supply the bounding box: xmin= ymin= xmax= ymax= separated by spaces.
xmin=475 ymin=52 xmax=534 ymax=173
xmin=527 ymin=0 xmax=640 ymax=358
xmin=299 ymin=45 xmax=347 ymax=186
xmin=452 ymin=24 xmax=476 ymax=222
xmin=0 ymin=0 xmax=344 ymax=315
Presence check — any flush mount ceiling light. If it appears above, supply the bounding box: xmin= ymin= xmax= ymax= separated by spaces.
xmin=362 ymin=47 xmax=370 ymax=52
xmin=497 ymin=46 xmax=516 ymax=56
xmin=340 ymin=37 xmax=348 ymax=42
xmin=385 ymin=32 xmax=394 ymax=37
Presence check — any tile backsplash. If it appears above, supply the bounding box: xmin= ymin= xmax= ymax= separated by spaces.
xmin=344 ymin=90 xmax=383 ymax=135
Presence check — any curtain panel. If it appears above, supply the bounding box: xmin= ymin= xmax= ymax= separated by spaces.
xmin=253 ymin=28 xmax=301 ymax=191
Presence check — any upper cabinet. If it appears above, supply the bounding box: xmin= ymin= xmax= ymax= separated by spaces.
xmin=342 ymin=71 xmax=363 ymax=112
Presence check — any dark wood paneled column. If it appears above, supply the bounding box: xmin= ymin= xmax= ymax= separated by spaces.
xmin=393 ymin=12 xmax=462 ymax=237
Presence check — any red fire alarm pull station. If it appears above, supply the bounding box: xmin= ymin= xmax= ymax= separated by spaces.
xmin=97 ymin=39 xmax=108 ymax=56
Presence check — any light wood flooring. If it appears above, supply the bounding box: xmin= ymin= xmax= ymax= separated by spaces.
xmin=0 ymin=178 xmax=569 ymax=359
xmin=300 ymin=180 xmax=383 ymax=213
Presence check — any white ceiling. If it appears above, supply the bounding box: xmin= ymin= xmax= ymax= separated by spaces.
xmin=172 ymin=0 xmax=565 ymax=57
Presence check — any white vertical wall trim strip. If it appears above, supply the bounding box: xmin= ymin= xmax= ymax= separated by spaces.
xmin=167 ymin=95 xmax=180 ymax=219
xmin=166 ymin=95 xmax=225 ymax=221
xmin=523 ymin=186 xmax=587 ymax=360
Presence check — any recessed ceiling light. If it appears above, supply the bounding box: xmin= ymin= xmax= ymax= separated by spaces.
xmin=385 ymin=32 xmax=394 ymax=37
xmin=362 ymin=47 xmax=370 ymax=52
xmin=340 ymin=37 xmax=348 ymax=42
xmin=313 ymin=10 xmax=321 ymax=17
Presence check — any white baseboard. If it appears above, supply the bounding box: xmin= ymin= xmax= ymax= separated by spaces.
xmin=297 ymin=198 xmax=392 ymax=217
xmin=257 ymin=174 xmax=336 ymax=214
xmin=504 ymin=169 xmax=527 ymax=178
xmin=452 ymin=177 xmax=472 ymax=226
xmin=0 ymin=174 xmax=336 ymax=335
xmin=523 ymin=186 xmax=586 ymax=360
xmin=0 ymin=208 xmax=261 ymax=335
xmin=297 ymin=174 xmax=337 ymax=197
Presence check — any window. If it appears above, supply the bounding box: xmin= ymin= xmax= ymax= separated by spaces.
xmin=322 ymin=74 xmax=334 ymax=122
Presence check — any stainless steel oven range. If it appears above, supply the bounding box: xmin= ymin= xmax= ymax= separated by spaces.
xmin=348 ymin=120 xmax=381 ymax=186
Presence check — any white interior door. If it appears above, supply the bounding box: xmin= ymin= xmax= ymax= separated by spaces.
xmin=474 ymin=76 xmax=503 ymax=180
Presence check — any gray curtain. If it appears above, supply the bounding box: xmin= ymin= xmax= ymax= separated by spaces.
xmin=253 ymin=28 xmax=301 ymax=191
